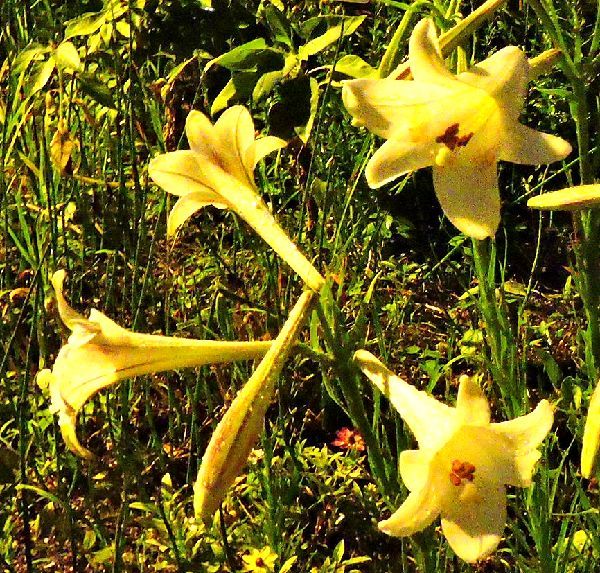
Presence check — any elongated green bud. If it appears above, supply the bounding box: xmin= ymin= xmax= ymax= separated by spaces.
xmin=194 ymin=290 xmax=316 ymax=521
xmin=387 ymin=0 xmax=509 ymax=79
xmin=582 ymin=380 xmax=600 ymax=478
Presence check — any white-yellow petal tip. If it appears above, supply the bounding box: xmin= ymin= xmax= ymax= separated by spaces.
xmin=528 ymin=184 xmax=600 ymax=212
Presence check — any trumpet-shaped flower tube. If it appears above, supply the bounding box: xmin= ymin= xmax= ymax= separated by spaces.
xmin=527 ymin=184 xmax=600 ymax=476
xmin=528 ymin=184 xmax=600 ymax=211
xmin=582 ymin=381 xmax=600 ymax=478
xmin=342 ymin=18 xmax=571 ymax=239
xmin=148 ymin=106 xmax=324 ymax=292
xmin=37 ymin=271 xmax=272 ymax=459
xmin=194 ymin=290 xmax=315 ymax=522
xmin=353 ymin=350 xmax=553 ymax=563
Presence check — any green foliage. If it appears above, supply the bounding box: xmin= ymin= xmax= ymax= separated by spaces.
xmin=207 ymin=9 xmax=366 ymax=138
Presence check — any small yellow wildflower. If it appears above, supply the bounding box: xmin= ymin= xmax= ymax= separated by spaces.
xmin=241 ymin=546 xmax=278 ymax=572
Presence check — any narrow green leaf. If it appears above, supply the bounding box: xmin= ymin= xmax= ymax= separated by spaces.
xmin=64 ymin=11 xmax=106 ymax=40
xmin=30 ymin=57 xmax=56 ymax=94
xmin=12 ymin=43 xmax=49 ymax=75
xmin=204 ymin=38 xmax=268 ymax=71
xmin=211 ymin=79 xmax=237 ymax=115
xmin=252 ymin=68 xmax=285 ymax=101
xmin=77 ymin=72 xmax=115 ymax=108
xmin=298 ymin=16 xmax=366 ymax=61
xmin=296 ymin=76 xmax=319 ymax=142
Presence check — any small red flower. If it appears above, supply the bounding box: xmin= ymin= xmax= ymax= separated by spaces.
xmin=331 ymin=427 xmax=365 ymax=452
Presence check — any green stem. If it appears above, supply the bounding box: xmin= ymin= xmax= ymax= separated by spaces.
xmin=377 ymin=4 xmax=419 ymax=78
xmin=315 ymin=301 xmax=394 ymax=497
xmin=528 ymin=0 xmax=600 ymax=380
xmin=569 ymin=69 xmax=600 ymax=378
xmin=411 ymin=531 xmax=437 ymax=573
xmin=526 ymin=0 xmax=579 ymax=84
xmin=472 ymin=238 xmax=520 ymax=406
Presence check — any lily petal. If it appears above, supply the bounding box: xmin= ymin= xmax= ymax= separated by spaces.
xmin=343 ymin=78 xmax=492 ymax=145
xmin=432 ymin=158 xmax=500 ymax=239
xmin=51 ymin=270 xmax=91 ymax=330
xmin=455 ymin=375 xmax=490 ymax=426
xmin=246 ymin=135 xmax=287 ymax=174
xmin=457 ymin=47 xmax=528 ymax=119
xmin=167 ymin=192 xmax=227 ymax=236
xmin=400 ymin=449 xmax=433 ymax=491
xmin=441 ymin=481 xmax=506 ymax=563
xmin=528 ymin=184 xmax=600 ymax=211
xmin=499 ymin=123 xmax=572 ymax=165
xmin=379 ymin=483 xmax=442 ymax=537
xmin=409 ymin=19 xmax=457 ymax=88
xmin=213 ymin=106 xmax=256 ymax=189
xmin=353 ymin=351 xmax=455 ymax=449
xmin=509 ymin=450 xmax=543 ymax=487
xmin=581 ymin=380 xmax=600 ymax=478
xmin=148 ymin=151 xmax=217 ymax=198
xmin=366 ymin=139 xmax=435 ymax=188
xmin=185 ymin=110 xmax=224 ymax=163
xmin=493 ymin=400 xmax=554 ymax=453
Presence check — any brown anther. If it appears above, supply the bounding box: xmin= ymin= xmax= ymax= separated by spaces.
xmin=449 ymin=459 xmax=476 ymax=486
xmin=435 ymin=123 xmax=473 ymax=151
xmin=456 ymin=133 xmax=473 ymax=147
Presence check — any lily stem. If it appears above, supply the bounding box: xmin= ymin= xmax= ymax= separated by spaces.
xmin=528 ymin=0 xmax=600 ymax=379
xmin=472 ymin=238 xmax=521 ymax=410
xmin=315 ymin=299 xmax=395 ymax=498
xmin=570 ymin=76 xmax=600 ymax=379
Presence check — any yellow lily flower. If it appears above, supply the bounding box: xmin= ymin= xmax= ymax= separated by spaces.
xmin=148 ymin=106 xmax=324 ymax=292
xmin=526 ymin=184 xmax=600 ymax=476
xmin=354 ymin=350 xmax=553 ymax=563
xmin=342 ymin=18 xmax=571 ymax=239
xmin=528 ymin=184 xmax=600 ymax=211
xmin=581 ymin=380 xmax=600 ymax=478
xmin=194 ymin=290 xmax=315 ymax=521
xmin=37 ymin=271 xmax=271 ymax=459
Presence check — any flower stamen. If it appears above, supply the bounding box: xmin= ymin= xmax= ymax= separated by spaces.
xmin=436 ymin=124 xmax=474 ymax=151
xmin=449 ymin=459 xmax=476 ymax=486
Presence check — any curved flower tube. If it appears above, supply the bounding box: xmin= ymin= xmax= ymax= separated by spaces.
xmin=37 ymin=271 xmax=272 ymax=459
xmin=342 ymin=18 xmax=571 ymax=239
xmin=527 ymin=184 xmax=600 ymax=477
xmin=582 ymin=381 xmax=600 ymax=478
xmin=194 ymin=289 xmax=315 ymax=521
xmin=528 ymin=184 xmax=600 ymax=211
xmin=354 ymin=350 xmax=554 ymax=563
xmin=148 ymin=106 xmax=325 ymax=292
